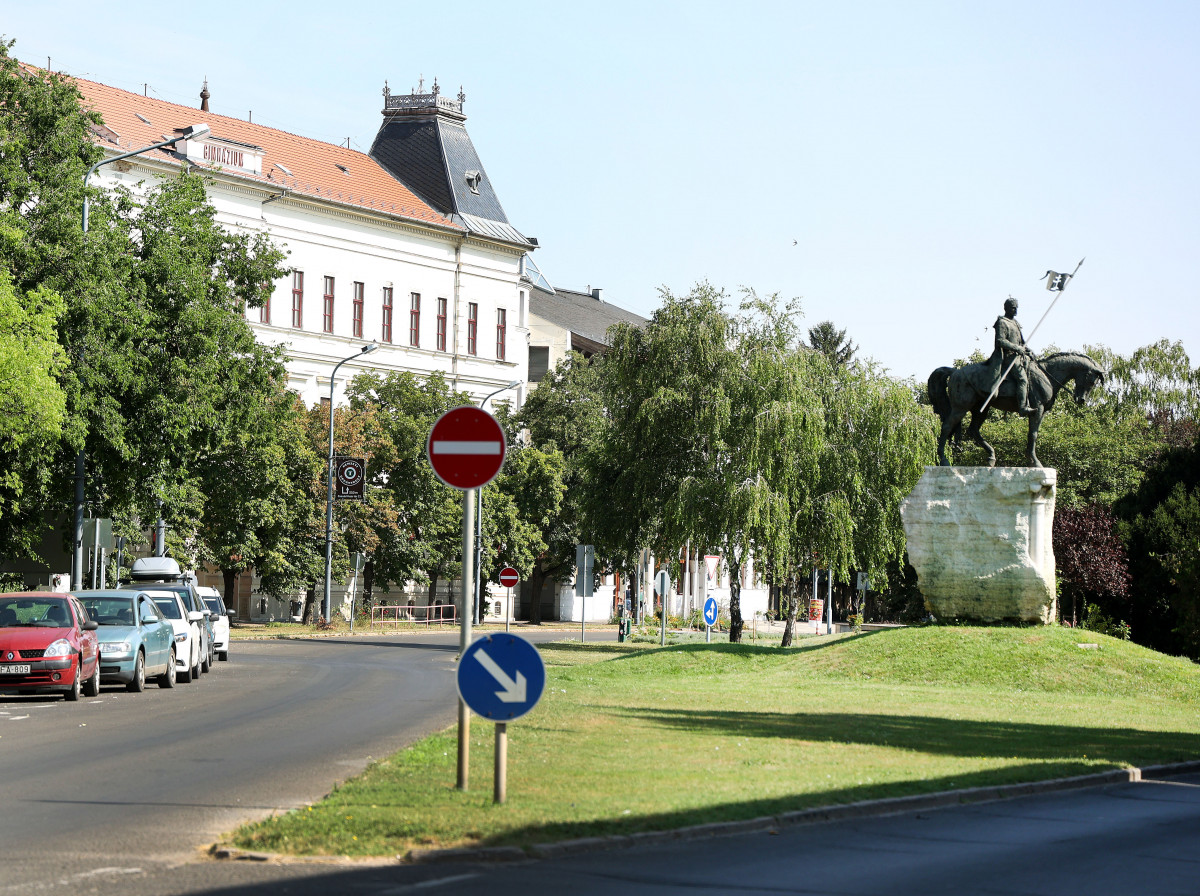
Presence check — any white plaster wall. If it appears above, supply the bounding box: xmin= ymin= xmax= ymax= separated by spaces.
xmin=95 ymin=160 xmax=528 ymax=410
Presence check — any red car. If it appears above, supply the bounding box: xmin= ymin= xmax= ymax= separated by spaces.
xmin=0 ymin=592 xmax=101 ymax=701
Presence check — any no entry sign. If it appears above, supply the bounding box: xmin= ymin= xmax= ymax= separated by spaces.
xmin=427 ymin=406 xmax=507 ymax=490
xmin=498 ymin=566 xmax=519 ymax=588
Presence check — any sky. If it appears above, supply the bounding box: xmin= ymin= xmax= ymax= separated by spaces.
xmin=4 ymin=1 xmax=1197 ymax=381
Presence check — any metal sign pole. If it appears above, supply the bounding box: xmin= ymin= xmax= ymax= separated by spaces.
xmin=494 ymin=722 xmax=507 ymax=805
xmin=457 ymin=487 xmax=476 ymax=791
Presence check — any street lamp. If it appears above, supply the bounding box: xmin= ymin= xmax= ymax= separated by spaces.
xmin=323 ymin=343 xmax=380 ymax=622
xmin=73 ymin=122 xmax=211 ymax=588
xmin=473 ymin=380 xmax=522 ymax=625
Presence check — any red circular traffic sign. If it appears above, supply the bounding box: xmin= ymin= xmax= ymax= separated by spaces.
xmin=498 ymin=567 xmax=519 ymax=588
xmin=426 ymin=406 xmax=507 ymax=490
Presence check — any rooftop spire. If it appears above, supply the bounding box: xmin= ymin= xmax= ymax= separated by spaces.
xmin=200 ymin=78 xmax=210 ymax=112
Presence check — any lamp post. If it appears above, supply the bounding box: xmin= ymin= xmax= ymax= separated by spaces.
xmin=73 ymin=123 xmax=211 ymax=589
xmin=323 ymin=343 xmax=380 ymax=622
xmin=474 ymin=380 xmax=522 ymax=625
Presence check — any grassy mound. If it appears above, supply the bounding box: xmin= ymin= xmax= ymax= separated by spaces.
xmin=233 ymin=627 xmax=1200 ymax=857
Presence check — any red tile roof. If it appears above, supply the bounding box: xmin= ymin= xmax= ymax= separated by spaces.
xmin=64 ymin=73 xmax=460 ymax=232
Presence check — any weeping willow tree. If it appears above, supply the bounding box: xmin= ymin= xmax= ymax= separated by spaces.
xmin=587 ymin=282 xmax=935 ymax=643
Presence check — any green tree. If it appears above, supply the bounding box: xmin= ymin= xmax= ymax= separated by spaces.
xmin=807 ymin=320 xmax=858 ymax=367
xmin=0 ymin=266 xmax=67 ymax=557
xmin=517 ymin=353 xmax=605 ymax=623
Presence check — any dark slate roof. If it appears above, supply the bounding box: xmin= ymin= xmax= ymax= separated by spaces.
xmin=530 ymin=285 xmax=647 ymax=348
xmin=369 ymin=94 xmax=532 ymax=248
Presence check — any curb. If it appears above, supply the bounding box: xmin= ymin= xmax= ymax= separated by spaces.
xmin=210 ymin=759 xmax=1200 ymax=867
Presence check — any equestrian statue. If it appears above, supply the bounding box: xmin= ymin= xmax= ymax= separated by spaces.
xmin=928 ymin=297 xmax=1106 ymax=468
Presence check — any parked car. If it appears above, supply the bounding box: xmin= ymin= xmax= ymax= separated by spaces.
xmin=197 ymin=586 xmax=231 ymax=662
xmin=76 ymin=590 xmax=176 ymax=691
xmin=145 ymin=590 xmax=204 ymax=683
xmin=0 ymin=593 xmax=100 ymax=701
xmin=127 ymin=557 xmax=214 ymax=673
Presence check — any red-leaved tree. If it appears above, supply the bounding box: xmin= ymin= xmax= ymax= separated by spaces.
xmin=1054 ymin=505 xmax=1132 ymax=628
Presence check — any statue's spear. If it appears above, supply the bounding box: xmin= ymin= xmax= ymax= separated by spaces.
xmin=980 ymin=256 xmax=1085 ymax=413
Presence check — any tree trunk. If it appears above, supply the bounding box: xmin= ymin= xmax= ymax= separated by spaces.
xmin=529 ymin=564 xmax=546 ymax=625
xmin=363 ymin=560 xmax=375 ymax=609
xmin=427 ymin=571 xmax=439 ymax=608
xmin=727 ymin=543 xmax=744 ymax=642
xmin=781 ymin=581 xmax=798 ymax=647
xmin=221 ymin=567 xmax=239 ymax=618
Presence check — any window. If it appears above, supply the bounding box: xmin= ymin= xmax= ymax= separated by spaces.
xmin=409 ymin=293 xmax=420 ymax=347
xmin=529 ymin=346 xmax=550 ymax=382
xmin=436 ymin=297 xmax=448 ymax=352
xmin=260 ymin=288 xmax=271 ymax=325
xmin=496 ymin=308 xmax=506 ymax=360
xmin=381 ymin=287 xmax=393 ymax=343
xmin=322 ymin=276 xmax=335 ymax=334
xmin=352 ymin=282 xmax=364 ymax=338
xmin=467 ymin=303 xmax=478 ymax=355
xmin=291 ymin=271 xmax=304 ymax=329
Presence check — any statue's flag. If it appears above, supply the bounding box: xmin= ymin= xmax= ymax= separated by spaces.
xmin=1041 ymin=270 xmax=1073 ymax=292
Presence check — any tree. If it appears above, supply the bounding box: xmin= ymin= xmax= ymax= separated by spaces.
xmin=517 ymin=353 xmax=605 ymax=623
xmin=1053 ymin=505 xmax=1131 ymax=628
xmin=807 ymin=320 xmax=858 ymax=367
xmin=0 ymin=266 xmax=67 ymax=557
xmin=1115 ymin=432 xmax=1200 ymax=658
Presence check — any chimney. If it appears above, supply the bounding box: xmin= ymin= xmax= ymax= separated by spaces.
xmin=200 ymin=78 xmax=210 ymax=113
xmin=591 ymin=288 xmax=603 ymax=301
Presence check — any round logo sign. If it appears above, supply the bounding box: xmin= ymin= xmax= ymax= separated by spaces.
xmin=498 ymin=566 xmax=519 ymax=588
xmin=426 ymin=406 xmax=507 ymax=490
xmin=336 ymin=458 xmax=363 ymax=487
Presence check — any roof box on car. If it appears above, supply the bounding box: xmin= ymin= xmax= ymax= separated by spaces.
xmin=130 ymin=556 xmax=184 ymax=581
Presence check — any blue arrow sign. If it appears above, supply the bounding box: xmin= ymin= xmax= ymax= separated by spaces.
xmin=457 ymin=634 xmax=546 ymax=721
xmin=703 ymin=596 xmax=719 ymax=628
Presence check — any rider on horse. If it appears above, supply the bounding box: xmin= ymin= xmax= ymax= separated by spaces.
xmin=990 ymin=298 xmax=1037 ymax=416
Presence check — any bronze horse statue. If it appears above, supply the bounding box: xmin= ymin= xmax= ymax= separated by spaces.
xmin=928 ymin=352 xmax=1105 ymax=467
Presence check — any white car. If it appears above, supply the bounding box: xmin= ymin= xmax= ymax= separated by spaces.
xmin=145 ymin=590 xmax=204 ymax=683
xmin=197 ymin=586 xmax=231 ymax=663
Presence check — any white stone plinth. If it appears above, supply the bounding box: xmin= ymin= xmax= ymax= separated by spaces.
xmin=900 ymin=466 xmax=1057 ymax=624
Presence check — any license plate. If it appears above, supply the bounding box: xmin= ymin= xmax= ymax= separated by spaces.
xmin=0 ymin=664 xmax=31 ymax=675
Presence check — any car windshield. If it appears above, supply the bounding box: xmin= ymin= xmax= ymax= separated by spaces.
xmin=0 ymin=597 xmax=71 ymax=627
xmin=204 ymin=598 xmax=221 ymax=614
xmin=79 ymin=597 xmax=136 ymax=625
xmin=152 ymin=597 xmax=182 ymax=620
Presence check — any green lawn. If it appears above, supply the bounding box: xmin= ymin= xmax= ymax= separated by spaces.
xmin=232 ymin=626 xmax=1200 ymax=857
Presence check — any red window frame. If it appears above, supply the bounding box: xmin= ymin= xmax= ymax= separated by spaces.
xmin=322 ymin=276 xmax=335 ymax=334
xmin=352 ymin=282 xmax=364 ymax=338
xmin=467 ymin=302 xmax=478 ymax=355
xmin=409 ymin=293 xmax=420 ymax=347
xmin=291 ymin=271 xmax=304 ymax=329
xmin=496 ymin=308 xmax=506 ymax=360
xmin=381 ymin=287 xmax=393 ymax=344
xmin=436 ymin=297 xmax=447 ymax=352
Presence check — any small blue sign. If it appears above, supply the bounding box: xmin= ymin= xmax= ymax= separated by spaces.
xmin=457 ymin=634 xmax=546 ymax=721
xmin=703 ymin=597 xmax=719 ymax=628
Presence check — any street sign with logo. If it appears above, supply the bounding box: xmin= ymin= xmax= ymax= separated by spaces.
xmin=703 ymin=596 xmax=719 ymax=628
xmin=498 ymin=567 xmax=519 ymax=588
xmin=335 ymin=457 xmax=365 ymax=500
xmin=426 ymin=407 xmax=507 ymax=490
xmin=457 ymin=633 xmax=545 ymax=721
xmin=655 ymin=569 xmax=671 ymax=597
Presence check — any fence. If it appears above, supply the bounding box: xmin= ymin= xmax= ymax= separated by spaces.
xmin=369 ymin=603 xmax=458 ymax=628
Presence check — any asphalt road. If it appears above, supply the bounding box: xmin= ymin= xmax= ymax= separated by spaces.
xmin=0 ymin=631 xmax=505 ymax=895
xmin=3 ymin=633 xmax=1196 ymax=896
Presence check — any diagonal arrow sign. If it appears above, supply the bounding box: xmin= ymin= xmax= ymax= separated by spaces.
xmin=473 ymin=648 xmax=527 ymax=703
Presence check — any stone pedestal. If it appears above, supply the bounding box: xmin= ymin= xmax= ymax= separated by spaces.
xmin=900 ymin=467 xmax=1057 ymax=624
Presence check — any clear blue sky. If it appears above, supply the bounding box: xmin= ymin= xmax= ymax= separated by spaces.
xmin=5 ymin=1 xmax=1197 ymax=380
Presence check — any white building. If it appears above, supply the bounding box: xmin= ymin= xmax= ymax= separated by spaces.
xmin=76 ymin=76 xmax=533 ymax=409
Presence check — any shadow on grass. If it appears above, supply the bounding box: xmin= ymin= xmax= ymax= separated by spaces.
xmin=605 ymin=705 xmax=1200 ymax=766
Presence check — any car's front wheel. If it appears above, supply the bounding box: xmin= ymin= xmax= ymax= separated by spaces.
xmin=126 ymin=651 xmax=146 ymax=693
xmin=64 ymin=659 xmax=82 ymax=701
xmin=158 ymin=648 xmax=176 ymax=688
xmin=82 ymin=658 xmax=100 ymax=697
